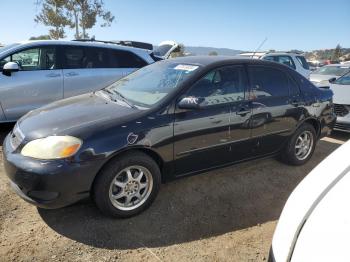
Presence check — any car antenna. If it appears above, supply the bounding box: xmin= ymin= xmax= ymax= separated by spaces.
xmin=252 ymin=37 xmax=267 ymax=58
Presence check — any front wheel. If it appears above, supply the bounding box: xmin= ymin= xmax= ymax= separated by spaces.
xmin=93 ymin=152 xmax=161 ymax=218
xmin=280 ymin=123 xmax=317 ymax=165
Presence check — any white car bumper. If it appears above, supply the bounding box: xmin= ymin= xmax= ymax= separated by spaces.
xmin=333 ymin=104 xmax=350 ymax=132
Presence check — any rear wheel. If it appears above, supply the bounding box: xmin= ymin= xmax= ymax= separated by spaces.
xmin=93 ymin=152 xmax=161 ymax=218
xmin=280 ymin=123 xmax=316 ymax=165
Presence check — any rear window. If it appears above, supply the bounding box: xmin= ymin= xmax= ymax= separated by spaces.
xmin=296 ymin=56 xmax=310 ymax=70
xmin=109 ymin=49 xmax=147 ymax=68
xmin=62 ymin=46 xmax=147 ymax=69
xmin=263 ymin=55 xmax=296 ymax=69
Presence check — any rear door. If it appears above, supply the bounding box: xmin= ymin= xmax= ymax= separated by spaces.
xmin=247 ymin=65 xmax=302 ymax=155
xmin=62 ymin=46 xmax=147 ymax=97
xmin=173 ymin=65 xmax=252 ymax=175
xmin=0 ymin=46 xmax=63 ymax=121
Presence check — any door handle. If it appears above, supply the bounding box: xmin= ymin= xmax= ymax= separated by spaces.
xmin=65 ymin=72 xmax=79 ymax=77
xmin=46 ymin=73 xmax=61 ymax=78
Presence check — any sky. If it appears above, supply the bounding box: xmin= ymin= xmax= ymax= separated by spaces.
xmin=1 ymin=0 xmax=349 ymax=51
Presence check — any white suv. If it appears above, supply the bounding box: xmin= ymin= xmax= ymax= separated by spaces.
xmin=0 ymin=40 xmax=175 ymax=122
xmin=261 ymin=52 xmax=311 ymax=78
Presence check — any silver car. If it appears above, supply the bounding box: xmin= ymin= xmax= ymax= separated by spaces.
xmin=309 ymin=64 xmax=350 ymax=86
xmin=330 ymin=71 xmax=350 ymax=132
xmin=0 ymin=40 xmax=158 ymax=122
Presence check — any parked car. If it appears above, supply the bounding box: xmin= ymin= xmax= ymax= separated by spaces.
xmin=330 ymin=71 xmax=350 ymax=132
xmin=307 ymin=60 xmax=324 ymax=71
xmin=3 ymin=57 xmax=335 ymax=217
xmin=0 ymin=40 xmax=158 ymax=123
xmin=309 ymin=64 xmax=350 ymax=86
xmin=269 ymin=139 xmax=350 ymax=262
xmin=261 ymin=52 xmax=311 ymax=78
xmin=153 ymin=40 xmax=180 ymax=59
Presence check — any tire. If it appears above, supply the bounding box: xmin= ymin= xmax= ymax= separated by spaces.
xmin=93 ymin=151 xmax=161 ymax=218
xmin=280 ymin=123 xmax=317 ymax=166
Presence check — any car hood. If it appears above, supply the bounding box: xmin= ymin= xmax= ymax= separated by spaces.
xmin=17 ymin=92 xmax=139 ymax=140
xmin=291 ymin=164 xmax=350 ymax=261
xmin=330 ymin=83 xmax=350 ymax=104
xmin=309 ymin=74 xmax=336 ymax=83
xmin=271 ymin=140 xmax=350 ymax=262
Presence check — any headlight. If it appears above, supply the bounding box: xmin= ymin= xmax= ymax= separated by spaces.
xmin=21 ymin=136 xmax=82 ymax=160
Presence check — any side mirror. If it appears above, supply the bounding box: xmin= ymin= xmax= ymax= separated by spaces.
xmin=2 ymin=62 xmax=19 ymax=76
xmin=329 ymin=77 xmax=336 ymax=83
xmin=178 ymin=97 xmax=205 ymax=110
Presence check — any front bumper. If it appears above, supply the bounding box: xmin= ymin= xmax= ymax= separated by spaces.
xmin=333 ymin=117 xmax=350 ymax=133
xmin=2 ymin=133 xmax=103 ymax=209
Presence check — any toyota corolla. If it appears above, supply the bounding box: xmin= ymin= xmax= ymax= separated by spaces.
xmin=3 ymin=56 xmax=336 ymax=217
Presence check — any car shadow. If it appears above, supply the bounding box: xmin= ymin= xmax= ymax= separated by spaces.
xmin=38 ymin=136 xmax=347 ymax=250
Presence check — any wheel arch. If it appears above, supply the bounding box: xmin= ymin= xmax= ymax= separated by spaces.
xmin=300 ymin=117 xmax=321 ymax=137
xmin=90 ymin=147 xmax=165 ymax=193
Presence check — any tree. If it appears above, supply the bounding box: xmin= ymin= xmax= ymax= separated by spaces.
xmin=66 ymin=0 xmax=115 ymax=39
xmin=332 ymin=44 xmax=342 ymax=61
xmin=35 ymin=0 xmax=73 ymax=39
xmin=35 ymin=0 xmax=115 ymax=40
xmin=208 ymin=51 xmax=218 ymax=56
xmin=29 ymin=35 xmax=52 ymax=40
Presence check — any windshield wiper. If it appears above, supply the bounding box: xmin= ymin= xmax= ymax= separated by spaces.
xmin=103 ymin=89 xmax=137 ymax=109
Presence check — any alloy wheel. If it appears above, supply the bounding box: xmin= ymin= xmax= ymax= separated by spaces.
xmin=109 ymin=165 xmax=153 ymax=211
xmin=295 ymin=131 xmax=314 ymax=161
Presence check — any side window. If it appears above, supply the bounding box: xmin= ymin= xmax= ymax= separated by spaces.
xmin=83 ymin=47 xmax=110 ymax=68
xmin=109 ymin=49 xmax=147 ymax=68
xmin=288 ymin=76 xmax=301 ymax=96
xmin=276 ymin=56 xmax=296 ymax=69
xmin=185 ymin=65 xmax=246 ymax=106
xmin=0 ymin=56 xmax=11 ymax=70
xmin=1 ymin=47 xmax=56 ymax=71
xmin=296 ymin=56 xmax=310 ymax=70
xmin=63 ymin=46 xmax=86 ymax=69
xmin=262 ymin=56 xmax=276 ymax=62
xmin=248 ymin=66 xmax=289 ymax=98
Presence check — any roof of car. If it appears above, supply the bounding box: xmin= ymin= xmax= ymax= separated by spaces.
xmin=166 ymin=55 xmax=280 ymax=67
xmin=17 ymin=40 xmax=151 ymax=53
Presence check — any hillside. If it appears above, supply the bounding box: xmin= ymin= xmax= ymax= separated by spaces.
xmin=184 ymin=46 xmax=242 ymax=56
xmin=304 ymin=48 xmax=350 ymax=61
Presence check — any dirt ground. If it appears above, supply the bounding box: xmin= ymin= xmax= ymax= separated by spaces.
xmin=0 ymin=123 xmax=348 ymax=262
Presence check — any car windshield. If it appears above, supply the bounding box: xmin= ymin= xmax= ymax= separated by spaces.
xmin=104 ymin=61 xmax=200 ymax=108
xmin=334 ymin=72 xmax=350 ymax=85
xmin=0 ymin=43 xmax=19 ymax=54
xmin=153 ymin=44 xmax=173 ymax=57
xmin=314 ymin=65 xmax=350 ymax=76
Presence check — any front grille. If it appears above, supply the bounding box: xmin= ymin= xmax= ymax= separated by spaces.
xmin=334 ymin=104 xmax=349 ymax=117
xmin=10 ymin=125 xmax=24 ymax=150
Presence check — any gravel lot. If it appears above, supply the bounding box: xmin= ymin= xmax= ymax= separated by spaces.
xmin=0 ymin=123 xmax=348 ymax=262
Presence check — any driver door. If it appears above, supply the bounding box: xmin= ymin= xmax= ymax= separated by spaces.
xmin=0 ymin=46 xmax=63 ymax=121
xmin=173 ymin=65 xmax=251 ymax=176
